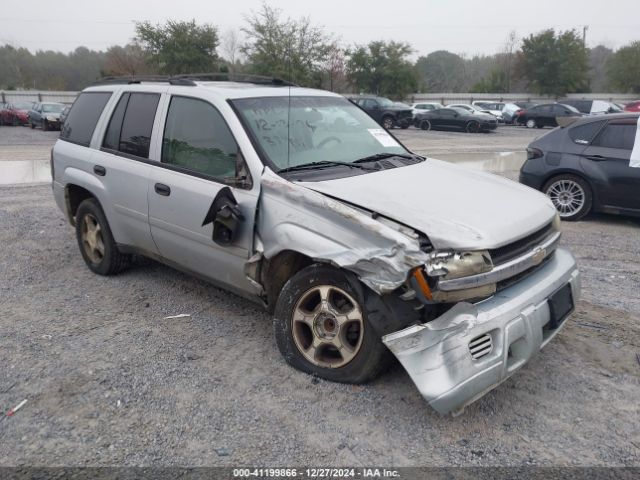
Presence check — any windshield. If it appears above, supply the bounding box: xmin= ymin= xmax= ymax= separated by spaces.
xmin=231 ymin=96 xmax=407 ymax=171
xmin=451 ymin=107 xmax=470 ymax=115
xmin=377 ymin=97 xmax=394 ymax=107
xmin=42 ymin=104 xmax=64 ymax=113
xmin=561 ymin=104 xmax=581 ymax=114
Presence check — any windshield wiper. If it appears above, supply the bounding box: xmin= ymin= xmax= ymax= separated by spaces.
xmin=352 ymin=152 xmax=415 ymax=163
xmin=278 ymin=160 xmax=379 ymax=174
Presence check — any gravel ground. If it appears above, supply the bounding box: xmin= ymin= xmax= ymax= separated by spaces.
xmin=0 ymin=125 xmax=639 ymax=467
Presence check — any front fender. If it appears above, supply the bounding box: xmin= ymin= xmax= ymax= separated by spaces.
xmin=257 ymin=169 xmax=430 ymax=294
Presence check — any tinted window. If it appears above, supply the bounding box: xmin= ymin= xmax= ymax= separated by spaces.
xmin=569 ymin=121 xmax=605 ymax=145
xmin=117 ymin=93 xmax=160 ymax=158
xmin=592 ymin=123 xmax=637 ymax=150
xmin=60 ymin=92 xmax=111 ymax=146
xmin=102 ymin=93 xmax=129 ymax=151
xmin=162 ymin=96 xmax=238 ymax=178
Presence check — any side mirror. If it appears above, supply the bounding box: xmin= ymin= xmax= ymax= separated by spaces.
xmin=202 ymin=187 xmax=245 ymax=246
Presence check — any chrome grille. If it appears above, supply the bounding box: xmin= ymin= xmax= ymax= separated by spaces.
xmin=469 ymin=333 xmax=493 ymax=360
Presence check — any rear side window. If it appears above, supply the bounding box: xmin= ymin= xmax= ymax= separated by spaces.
xmin=60 ymin=92 xmax=112 ymax=146
xmin=161 ymin=96 xmax=238 ymax=179
xmin=569 ymin=121 xmax=605 ymax=145
xmin=102 ymin=92 xmax=160 ymax=159
xmin=592 ymin=123 xmax=637 ymax=150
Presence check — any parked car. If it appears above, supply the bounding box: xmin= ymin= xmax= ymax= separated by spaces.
xmin=559 ymin=99 xmax=622 ymax=115
xmin=472 ymin=101 xmax=506 ymax=122
xmin=0 ymin=101 xmax=33 ymax=126
xmin=623 ymin=101 xmax=640 ymax=112
xmin=29 ymin=102 xmax=65 ymax=130
xmin=414 ymin=107 xmax=498 ymax=133
xmin=516 ymin=103 xmax=583 ymax=128
xmin=410 ymin=102 xmax=443 ymax=117
xmin=447 ymin=103 xmax=492 ymax=116
xmin=520 ymin=113 xmax=640 ymax=220
xmin=52 ymin=75 xmax=579 ymax=415
xmin=348 ymin=95 xmax=413 ymax=129
xmin=502 ymin=102 xmax=523 ymax=124
xmin=59 ymin=105 xmax=71 ymax=127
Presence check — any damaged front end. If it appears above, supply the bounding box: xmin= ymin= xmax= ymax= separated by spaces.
xmin=383 ymin=247 xmax=580 ymax=415
xmin=251 ymin=169 xmax=580 ymax=415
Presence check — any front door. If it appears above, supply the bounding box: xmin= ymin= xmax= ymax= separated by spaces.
xmin=147 ymin=95 xmax=259 ymax=293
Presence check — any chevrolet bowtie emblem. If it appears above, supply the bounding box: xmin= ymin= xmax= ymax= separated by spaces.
xmin=531 ymin=248 xmax=547 ymax=265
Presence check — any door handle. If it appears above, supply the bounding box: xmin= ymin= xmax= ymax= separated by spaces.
xmin=154 ymin=183 xmax=171 ymax=196
xmin=93 ymin=165 xmax=106 ymax=176
xmin=586 ymin=155 xmax=606 ymax=162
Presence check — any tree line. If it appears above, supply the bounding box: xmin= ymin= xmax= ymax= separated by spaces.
xmin=1 ymin=4 xmax=639 ymax=98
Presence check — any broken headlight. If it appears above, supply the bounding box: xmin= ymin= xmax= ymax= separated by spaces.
xmin=424 ymin=250 xmax=493 ymax=280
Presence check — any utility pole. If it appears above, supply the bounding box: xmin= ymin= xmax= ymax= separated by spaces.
xmin=582 ymin=25 xmax=589 ymax=47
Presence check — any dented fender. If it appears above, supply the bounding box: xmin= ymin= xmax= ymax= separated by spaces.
xmin=254 ymin=168 xmax=430 ymax=294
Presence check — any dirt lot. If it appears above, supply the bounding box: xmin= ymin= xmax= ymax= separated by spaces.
xmin=0 ymin=124 xmax=639 ymax=467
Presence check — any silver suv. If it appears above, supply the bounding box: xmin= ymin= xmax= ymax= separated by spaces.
xmin=53 ymin=75 xmax=580 ymax=415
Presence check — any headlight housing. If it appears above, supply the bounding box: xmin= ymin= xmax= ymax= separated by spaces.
xmin=424 ymin=249 xmax=493 ymax=280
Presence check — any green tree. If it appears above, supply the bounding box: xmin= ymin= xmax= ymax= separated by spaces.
xmin=415 ymin=51 xmax=466 ymax=93
xmin=241 ymin=4 xmax=332 ymax=87
xmin=607 ymin=41 xmax=640 ymax=93
xmin=135 ymin=20 xmax=219 ymax=74
xmin=518 ymin=29 xmax=588 ymax=96
xmin=104 ymin=43 xmax=154 ymax=76
xmin=470 ymin=69 xmax=508 ymax=93
xmin=346 ymin=41 xmax=417 ymax=99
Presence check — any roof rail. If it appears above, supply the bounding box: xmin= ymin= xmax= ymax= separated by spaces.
xmin=92 ymin=73 xmax=297 ymax=87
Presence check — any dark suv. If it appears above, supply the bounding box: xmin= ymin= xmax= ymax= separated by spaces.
xmin=348 ymin=95 xmax=413 ymax=129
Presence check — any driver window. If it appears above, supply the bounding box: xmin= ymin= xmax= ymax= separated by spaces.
xmin=162 ymin=96 xmax=238 ymax=179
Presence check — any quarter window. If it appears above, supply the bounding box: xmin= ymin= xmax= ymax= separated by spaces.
xmin=569 ymin=121 xmax=605 ymax=145
xmin=161 ymin=96 xmax=238 ymax=179
xmin=592 ymin=124 xmax=637 ymax=150
xmin=102 ymin=92 xmax=160 ymax=158
xmin=60 ymin=92 xmax=112 ymax=146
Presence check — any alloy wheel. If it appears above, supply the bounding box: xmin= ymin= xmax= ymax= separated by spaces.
xmin=546 ymin=179 xmax=586 ymax=217
xmin=291 ymin=285 xmax=365 ymax=369
xmin=80 ymin=213 xmax=106 ymax=263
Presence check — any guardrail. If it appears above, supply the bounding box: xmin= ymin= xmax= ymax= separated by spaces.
xmin=406 ymin=93 xmax=638 ymax=105
xmin=1 ymin=91 xmax=79 ymax=104
xmin=2 ymin=90 xmax=637 ymax=106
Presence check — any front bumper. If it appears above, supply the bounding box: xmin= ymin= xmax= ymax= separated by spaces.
xmin=382 ymin=247 xmax=580 ymax=415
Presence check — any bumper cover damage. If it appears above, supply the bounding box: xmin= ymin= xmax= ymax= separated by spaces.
xmin=382 ymin=248 xmax=580 ymax=415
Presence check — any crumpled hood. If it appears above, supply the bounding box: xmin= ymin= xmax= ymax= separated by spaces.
xmin=299 ymin=159 xmax=556 ymax=250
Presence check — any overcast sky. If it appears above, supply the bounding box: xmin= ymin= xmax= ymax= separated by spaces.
xmin=2 ymin=0 xmax=638 ymax=58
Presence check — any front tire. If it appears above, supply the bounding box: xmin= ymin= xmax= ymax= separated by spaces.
xmin=75 ymin=198 xmax=130 ymax=275
xmin=543 ymin=174 xmax=592 ymax=221
xmin=526 ymin=119 xmax=537 ymax=129
xmin=273 ymin=264 xmax=391 ymax=384
xmin=420 ymin=119 xmax=431 ymax=131
xmin=381 ymin=116 xmax=395 ymax=130
xmin=466 ymin=120 xmax=480 ymax=133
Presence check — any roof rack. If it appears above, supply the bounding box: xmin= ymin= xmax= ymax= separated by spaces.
xmin=92 ymin=73 xmax=297 ymax=87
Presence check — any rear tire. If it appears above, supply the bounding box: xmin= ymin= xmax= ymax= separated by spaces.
xmin=420 ymin=119 xmax=431 ymax=131
xmin=75 ymin=198 xmax=130 ymax=275
xmin=273 ymin=264 xmax=391 ymax=384
xmin=543 ymin=174 xmax=592 ymax=221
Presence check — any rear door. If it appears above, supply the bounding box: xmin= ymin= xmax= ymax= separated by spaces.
xmin=580 ymin=119 xmax=640 ymax=210
xmin=92 ymin=90 xmax=162 ymax=254
xmin=147 ymin=94 xmax=259 ymax=292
